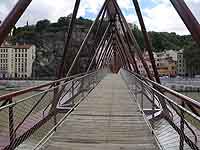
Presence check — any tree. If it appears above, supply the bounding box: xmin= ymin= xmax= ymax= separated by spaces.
xmin=57 ymin=17 xmax=69 ymax=26
xmin=184 ymin=43 xmax=200 ymax=76
xmin=36 ymin=19 xmax=50 ymax=32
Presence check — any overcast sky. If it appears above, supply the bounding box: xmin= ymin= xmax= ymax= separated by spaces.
xmin=0 ymin=0 xmax=200 ymax=35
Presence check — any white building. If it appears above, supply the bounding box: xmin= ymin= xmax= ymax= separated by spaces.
xmin=0 ymin=44 xmax=36 ymax=79
xmin=154 ymin=50 xmax=178 ymax=66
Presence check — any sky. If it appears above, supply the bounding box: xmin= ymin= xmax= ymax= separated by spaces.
xmin=0 ymin=0 xmax=200 ymax=35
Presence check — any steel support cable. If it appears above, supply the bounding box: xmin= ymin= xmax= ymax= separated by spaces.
xmin=96 ymin=34 xmax=113 ymax=67
xmin=97 ymin=39 xmax=113 ymax=69
xmin=115 ymin=46 xmax=126 ymax=69
xmin=102 ymin=45 xmax=113 ymax=68
xmin=132 ymin=0 xmax=160 ymax=83
xmin=167 ymin=101 xmax=198 ymax=145
xmin=99 ymin=43 xmax=113 ymax=69
xmin=114 ymin=41 xmax=130 ymax=70
xmin=59 ymin=0 xmax=81 ymax=78
xmin=106 ymin=50 xmax=114 ymax=68
xmin=50 ymin=0 xmax=110 ymax=112
xmin=88 ymin=8 xmax=110 ymax=71
xmin=111 ymin=0 xmax=154 ymax=81
xmin=114 ymin=40 xmax=130 ymax=70
xmin=102 ymin=49 xmax=113 ymax=68
xmin=86 ymin=22 xmax=112 ymax=72
xmin=33 ymin=71 xmax=107 ymax=150
xmin=114 ymin=26 xmax=138 ymax=72
xmin=97 ymin=40 xmax=113 ymax=69
xmin=94 ymin=7 xmax=108 ymax=46
xmin=115 ymin=15 xmax=140 ymax=73
xmin=117 ymin=48 xmax=128 ymax=69
xmin=114 ymin=34 xmax=132 ymax=71
xmin=115 ymin=41 xmax=130 ymax=69
xmin=66 ymin=0 xmax=109 ymax=77
xmin=122 ymin=69 xmax=200 ymax=150
xmin=5 ymin=69 xmax=107 ymax=149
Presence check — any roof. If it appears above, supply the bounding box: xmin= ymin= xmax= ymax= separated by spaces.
xmin=14 ymin=44 xmax=33 ymax=49
xmin=0 ymin=44 xmax=34 ymax=49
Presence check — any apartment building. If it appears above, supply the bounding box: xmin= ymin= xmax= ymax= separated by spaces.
xmin=177 ymin=49 xmax=187 ymax=76
xmin=0 ymin=44 xmax=36 ymax=79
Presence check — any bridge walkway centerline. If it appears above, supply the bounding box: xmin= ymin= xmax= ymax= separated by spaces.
xmin=41 ymin=73 xmax=159 ymax=150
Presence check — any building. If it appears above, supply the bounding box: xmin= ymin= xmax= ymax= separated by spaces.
xmin=136 ymin=50 xmax=178 ymax=77
xmin=0 ymin=44 xmax=36 ymax=79
xmin=177 ymin=49 xmax=187 ymax=76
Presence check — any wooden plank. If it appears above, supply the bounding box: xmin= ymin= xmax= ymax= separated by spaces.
xmin=43 ymin=74 xmax=159 ymax=150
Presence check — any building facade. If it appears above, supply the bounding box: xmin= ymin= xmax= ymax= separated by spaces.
xmin=0 ymin=44 xmax=36 ymax=79
xmin=177 ymin=49 xmax=187 ymax=76
xmin=136 ymin=50 xmax=178 ymax=77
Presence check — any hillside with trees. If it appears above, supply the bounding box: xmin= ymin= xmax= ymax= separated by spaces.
xmin=10 ymin=16 xmax=197 ymax=78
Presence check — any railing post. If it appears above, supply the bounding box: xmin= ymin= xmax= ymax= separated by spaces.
xmin=135 ymin=77 xmax=137 ymax=99
xmin=152 ymin=89 xmax=155 ymax=129
xmin=179 ymin=101 xmax=185 ymax=150
xmin=53 ymin=83 xmax=58 ymax=131
xmin=141 ymin=81 xmax=144 ymax=111
xmin=71 ymin=80 xmax=75 ymax=105
xmin=81 ymin=78 xmax=85 ymax=97
xmin=8 ymin=98 xmax=16 ymax=150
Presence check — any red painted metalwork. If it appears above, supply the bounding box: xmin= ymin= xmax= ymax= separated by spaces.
xmin=132 ymin=0 xmax=160 ymax=83
xmin=170 ymin=0 xmax=200 ymax=46
xmin=0 ymin=0 xmax=32 ymax=45
xmin=58 ymin=0 xmax=81 ymax=78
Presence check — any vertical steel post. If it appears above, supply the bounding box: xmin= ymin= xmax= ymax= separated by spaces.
xmin=152 ymin=90 xmax=155 ymax=129
xmin=132 ymin=0 xmax=160 ymax=83
xmin=179 ymin=101 xmax=185 ymax=150
xmin=141 ymin=82 xmax=144 ymax=111
xmin=8 ymin=98 xmax=15 ymax=150
xmin=71 ymin=81 xmax=75 ymax=105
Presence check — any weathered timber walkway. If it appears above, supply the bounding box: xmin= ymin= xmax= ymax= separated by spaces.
xmin=43 ymin=74 xmax=159 ymax=150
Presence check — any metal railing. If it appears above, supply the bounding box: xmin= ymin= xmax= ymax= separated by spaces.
xmin=0 ymin=68 xmax=108 ymax=150
xmin=121 ymin=68 xmax=200 ymax=150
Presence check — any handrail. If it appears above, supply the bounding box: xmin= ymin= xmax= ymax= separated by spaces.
xmin=124 ymin=69 xmax=200 ymax=110
xmin=0 ymin=70 xmax=99 ymax=102
xmin=121 ymin=68 xmax=200 ymax=150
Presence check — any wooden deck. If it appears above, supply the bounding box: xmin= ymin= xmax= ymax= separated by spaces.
xmin=43 ymin=74 xmax=159 ymax=150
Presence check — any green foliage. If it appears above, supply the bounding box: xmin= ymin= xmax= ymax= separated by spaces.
xmin=57 ymin=17 xmax=70 ymax=27
xmin=184 ymin=43 xmax=200 ymax=76
xmin=131 ymin=24 xmax=193 ymax=52
xmin=132 ymin=24 xmax=145 ymax=49
xmin=36 ymin=19 xmax=51 ymax=32
xmin=76 ymin=17 xmax=92 ymax=26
